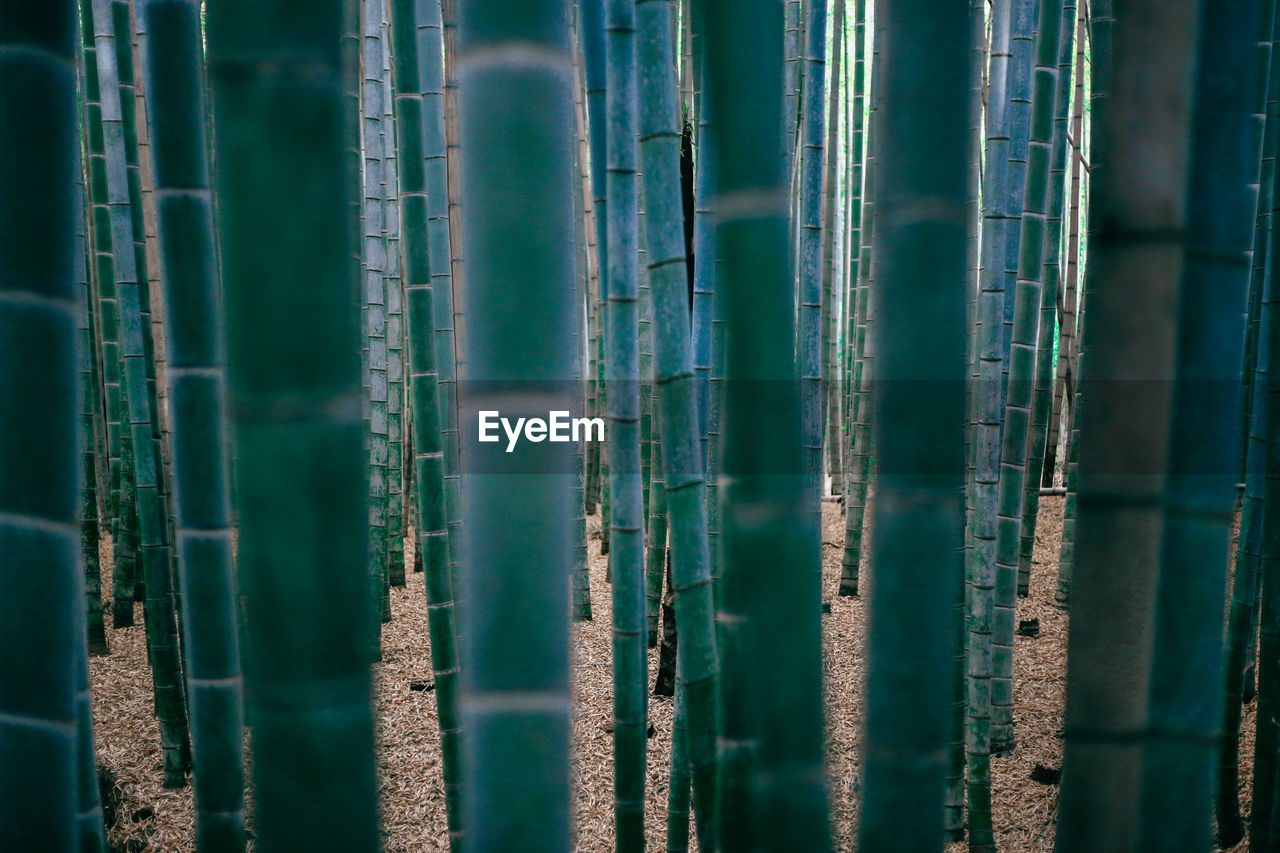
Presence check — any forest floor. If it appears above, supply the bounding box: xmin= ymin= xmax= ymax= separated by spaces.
xmin=88 ymin=496 xmax=1256 ymax=852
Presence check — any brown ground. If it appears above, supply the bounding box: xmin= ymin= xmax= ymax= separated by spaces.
xmin=89 ymin=496 xmax=1255 ymax=851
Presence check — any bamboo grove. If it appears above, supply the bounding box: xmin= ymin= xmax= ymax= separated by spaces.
xmin=3 ymin=0 xmax=1279 ymax=850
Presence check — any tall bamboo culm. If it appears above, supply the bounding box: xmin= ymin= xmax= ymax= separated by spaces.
xmin=414 ymin=0 xmax=463 ymax=611
xmin=388 ymin=0 xmax=463 ymax=843
xmin=208 ymin=0 xmax=381 ymax=847
xmin=91 ymin=0 xmax=191 ymax=788
xmin=1136 ymin=0 xmax=1262 ymax=846
xmin=1217 ymin=3 xmax=1280 ymax=844
xmin=454 ymin=2 xmax=576 ymax=847
xmin=1054 ymin=2 xmax=1201 ymax=849
xmin=990 ymin=0 xmax=1066 ymax=756
xmin=0 ymin=2 xmax=88 ymax=847
xmin=605 ymin=3 xmax=646 ymax=847
xmin=859 ymin=0 xmax=971 ymax=844
xmin=141 ymin=0 xmax=248 ymax=845
xmin=796 ymin=0 xmax=826 ymax=577
xmin=705 ymin=0 xmax=830 ymax=848
xmin=636 ymin=1 xmax=721 ymax=843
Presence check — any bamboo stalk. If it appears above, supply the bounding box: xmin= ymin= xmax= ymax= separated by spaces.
xmin=604 ymin=2 xmax=647 ymax=845
xmin=0 ymin=2 xmax=86 ymax=843
xmin=859 ymin=0 xmax=970 ymax=845
xmin=141 ymin=0 xmax=250 ymax=845
xmin=388 ymin=0 xmax=464 ymax=842
xmin=207 ymin=0 xmax=382 ymax=844
xmin=454 ymin=2 xmax=576 ymax=846
xmin=1055 ymin=1 xmax=1201 ymax=847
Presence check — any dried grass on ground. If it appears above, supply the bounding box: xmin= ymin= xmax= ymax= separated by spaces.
xmin=89 ymin=497 xmax=1255 ymax=851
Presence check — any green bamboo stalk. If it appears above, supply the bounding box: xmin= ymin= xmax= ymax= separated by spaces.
xmin=442 ymin=0 xmax=465 ymax=380
xmin=454 ymin=2 xmax=575 ymax=847
xmin=666 ymin=659 xmax=691 ymax=853
xmin=141 ymin=0 xmax=251 ymax=846
xmin=859 ymin=0 xmax=970 ymax=846
xmin=77 ymin=173 xmax=112 ymax=845
xmin=636 ymin=3 xmax=722 ymax=845
xmin=80 ymin=0 xmax=138 ymax=628
xmin=967 ymin=0 xmax=1016 ymax=841
xmin=569 ymin=23 xmax=593 ymax=622
xmin=1044 ymin=1 xmax=1088 ymax=485
xmin=784 ymin=0 xmax=800 ymax=175
xmin=839 ymin=21 xmax=877 ymax=599
xmin=820 ymin=0 xmax=845 ymax=499
xmin=388 ymin=0 xmax=464 ymax=843
xmin=74 ymin=107 xmax=110 ymax=853
xmin=990 ymin=0 xmax=1066 ymax=756
xmin=1217 ymin=8 xmax=1280 ymax=845
xmin=0 ymin=2 xmax=83 ymax=844
xmin=383 ymin=17 xmax=407 ymax=590
xmin=797 ymin=0 xmax=826 ymax=564
xmin=74 ymin=544 xmax=107 ymax=853
xmin=114 ymin=3 xmax=169 ymax=562
xmin=1055 ymin=2 xmax=1203 ymax=848
xmin=605 ymin=1 xmax=646 ymax=845
xmin=78 ymin=169 xmax=110 ymax=657
xmin=413 ymin=0 xmax=462 ymax=617
xmin=706 ymin=1 xmax=828 ymax=848
xmin=690 ymin=5 xmax=714 ymax=502
xmin=947 ymin=1 xmax=986 ymax=839
xmin=92 ymin=0 xmax=192 ymax=788
xmin=208 ymin=0 xmax=381 ymax=846
xmin=1136 ymin=1 xmax=1261 ymax=846
xmin=639 ymin=181 xmax=658 ymax=644
xmin=363 ymin=0 xmax=392 ymax=635
xmin=1256 ymin=278 xmax=1280 ymax=850
xmin=1016 ymin=0 xmax=1076 ymax=599
xmin=1053 ymin=360 xmax=1081 ymax=606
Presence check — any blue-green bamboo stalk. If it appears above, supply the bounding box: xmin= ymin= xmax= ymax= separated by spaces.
xmin=208 ymin=0 xmax=381 ymax=845
xmin=73 ymin=159 xmax=109 ymax=839
xmin=967 ymin=0 xmax=1015 ymax=842
xmin=990 ymin=0 xmax=1065 ymax=756
xmin=73 ymin=539 xmax=106 ymax=852
xmin=1218 ymin=6 xmax=1280 ymax=844
xmin=74 ymin=91 xmax=109 ymax=853
xmin=383 ymin=17 xmax=407 ymax=589
xmin=413 ymin=0 xmax=462 ymax=609
xmin=839 ymin=21 xmax=878 ymax=599
xmin=705 ymin=1 xmax=829 ymax=847
xmin=1017 ymin=0 xmax=1076 ymax=599
xmin=0 ymin=2 xmax=83 ymax=844
xmin=141 ymin=0 xmax=249 ymax=845
xmin=820 ymin=0 xmax=845 ymax=498
xmin=78 ymin=5 xmax=136 ymax=626
xmin=454 ymin=2 xmax=575 ymax=847
xmin=388 ymin=0 xmax=464 ymax=842
xmin=569 ymin=26 xmax=593 ymax=622
xmin=363 ymin=0 xmax=392 ymax=635
xmin=948 ymin=1 xmax=987 ymax=839
xmin=859 ymin=0 xmax=971 ymax=846
xmin=76 ymin=156 xmax=110 ymax=658
xmin=581 ymin=0 xmax=607 ymax=309
xmin=666 ymin=658 xmax=691 ymax=853
xmin=605 ymin=1 xmax=646 ymax=845
xmin=1054 ymin=2 xmax=1203 ymax=848
xmin=797 ymin=0 xmax=826 ymax=562
xmin=1136 ymin=0 xmax=1261 ymax=845
xmin=636 ymin=3 xmax=720 ymax=844
xmin=91 ymin=0 xmax=191 ymax=788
